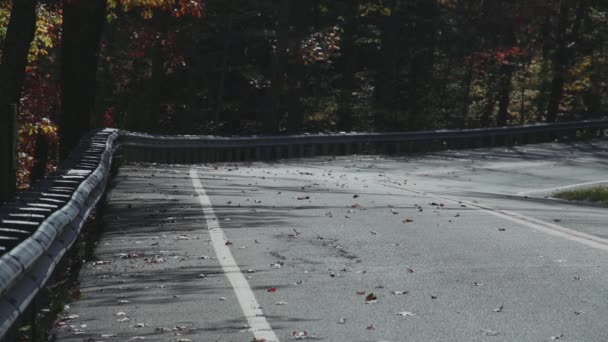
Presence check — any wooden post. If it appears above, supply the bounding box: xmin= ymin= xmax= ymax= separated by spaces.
xmin=1 ymin=104 xmax=18 ymax=203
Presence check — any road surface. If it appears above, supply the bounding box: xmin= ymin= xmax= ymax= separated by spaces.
xmin=55 ymin=139 xmax=608 ymax=341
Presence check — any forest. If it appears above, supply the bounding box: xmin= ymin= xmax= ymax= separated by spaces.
xmin=0 ymin=0 xmax=607 ymax=191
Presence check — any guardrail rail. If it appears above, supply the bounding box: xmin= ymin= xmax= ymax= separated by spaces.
xmin=1 ymin=118 xmax=608 ymax=339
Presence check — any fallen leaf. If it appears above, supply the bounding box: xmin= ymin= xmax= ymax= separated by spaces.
xmin=130 ymin=323 xmax=147 ymax=328
xmin=225 ymin=241 xmax=233 ymax=246
xmin=473 ymin=282 xmax=484 ymax=286
xmin=366 ymin=324 xmax=375 ymax=330
xmin=337 ymin=318 xmax=346 ymax=324
xmin=365 ymin=293 xmax=378 ymax=304
xmin=93 ymin=261 xmax=111 ymax=266
xmin=498 ymin=228 xmax=506 ymax=231
xmin=493 ymin=305 xmax=503 ymax=312
xmin=395 ymin=311 xmax=415 ymax=317
xmin=292 ymin=330 xmax=309 ymax=339
xmin=219 ymin=297 xmax=227 ymax=301
xmin=267 ymin=287 xmax=277 ymax=293
xmin=117 ymin=317 xmax=130 ymax=322
xmin=275 ymin=301 xmax=288 ymax=305
xmin=356 ymin=291 xmax=366 ymax=295
xmin=407 ymin=268 xmax=415 ymax=273
xmin=551 ymin=334 xmax=564 ymax=340
xmin=271 ymin=261 xmax=284 ymax=269
xmin=403 ymin=218 xmax=414 ymax=223
xmin=481 ymin=329 xmax=499 ymax=336
xmin=392 ymin=291 xmax=408 ymax=295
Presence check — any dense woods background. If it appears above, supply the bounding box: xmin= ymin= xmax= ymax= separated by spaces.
xmin=1 ymin=0 xmax=607 ymax=191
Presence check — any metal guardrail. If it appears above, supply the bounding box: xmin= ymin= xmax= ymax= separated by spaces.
xmin=1 ymin=118 xmax=608 ymax=339
xmin=120 ymin=118 xmax=608 ymax=163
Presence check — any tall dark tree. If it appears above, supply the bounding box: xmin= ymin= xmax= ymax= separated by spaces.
xmin=546 ymin=0 xmax=586 ymax=122
xmin=405 ymin=0 xmax=439 ymax=130
xmin=60 ymin=0 xmax=107 ymax=158
xmin=336 ymin=0 xmax=359 ymax=132
xmin=285 ymin=0 xmax=309 ymax=133
xmin=0 ymin=0 xmax=38 ymax=202
xmin=374 ymin=0 xmax=403 ymax=130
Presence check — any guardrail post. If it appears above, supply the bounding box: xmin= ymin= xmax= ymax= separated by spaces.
xmin=321 ymin=143 xmax=329 ymax=156
xmin=0 ymin=104 xmax=18 ymax=203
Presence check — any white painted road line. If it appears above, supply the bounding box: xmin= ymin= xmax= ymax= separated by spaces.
xmin=517 ymin=179 xmax=608 ymax=196
xmin=383 ymin=184 xmax=608 ymax=252
xmin=190 ymin=169 xmax=280 ymax=342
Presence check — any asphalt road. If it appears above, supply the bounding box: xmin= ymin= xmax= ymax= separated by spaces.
xmin=55 ymin=139 xmax=608 ymax=342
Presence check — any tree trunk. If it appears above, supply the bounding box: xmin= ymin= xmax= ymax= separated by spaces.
xmin=336 ymin=0 xmax=359 ymax=132
xmin=406 ymin=0 xmax=438 ymax=130
xmin=496 ymin=66 xmax=513 ymax=126
xmin=0 ymin=0 xmax=38 ymax=203
xmin=213 ymin=0 xmax=235 ymax=125
xmin=60 ymin=0 xmax=107 ymax=159
xmin=546 ymin=0 xmax=586 ymax=122
xmin=458 ymin=64 xmax=473 ymax=129
xmin=264 ymin=0 xmax=289 ymax=134
xmin=145 ymin=10 xmax=169 ymax=132
xmin=31 ymin=128 xmax=49 ymax=183
xmin=374 ymin=0 xmax=401 ymax=130
xmin=285 ymin=0 xmax=309 ymax=133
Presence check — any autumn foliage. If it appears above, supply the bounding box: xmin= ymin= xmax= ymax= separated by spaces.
xmin=1 ymin=0 xmax=607 ymax=189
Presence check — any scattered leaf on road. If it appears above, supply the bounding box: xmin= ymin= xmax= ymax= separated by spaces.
xmin=365 ymin=293 xmax=378 ymax=304
xmin=392 ymin=291 xmax=408 ymax=295
xmin=481 ymin=329 xmax=499 ymax=336
xmin=396 ymin=311 xmax=415 ymax=317
xmin=292 ymin=330 xmax=309 ymax=339
xmin=93 ymin=261 xmax=111 ymax=266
